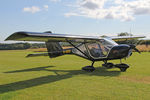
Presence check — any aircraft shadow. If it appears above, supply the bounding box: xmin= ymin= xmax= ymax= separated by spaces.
xmin=0 ymin=66 xmax=121 ymax=94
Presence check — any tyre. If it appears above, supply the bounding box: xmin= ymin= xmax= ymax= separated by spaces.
xmin=82 ymin=66 xmax=95 ymax=72
xmin=115 ymin=63 xmax=129 ymax=72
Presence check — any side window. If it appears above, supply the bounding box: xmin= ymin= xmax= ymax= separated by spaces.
xmin=72 ymin=43 xmax=88 ymax=58
xmin=99 ymin=42 xmax=109 ymax=56
xmin=87 ymin=43 xmax=105 ymax=58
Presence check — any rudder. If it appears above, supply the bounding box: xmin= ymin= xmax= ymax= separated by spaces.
xmin=45 ymin=41 xmax=63 ymax=58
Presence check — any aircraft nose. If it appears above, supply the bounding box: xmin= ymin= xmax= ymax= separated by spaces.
xmin=108 ymin=44 xmax=130 ymax=59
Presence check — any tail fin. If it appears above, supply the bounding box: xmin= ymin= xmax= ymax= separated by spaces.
xmin=45 ymin=41 xmax=63 ymax=58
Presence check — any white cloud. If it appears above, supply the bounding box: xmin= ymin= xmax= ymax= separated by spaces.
xmin=23 ymin=5 xmax=49 ymax=14
xmin=23 ymin=6 xmax=41 ymax=13
xmin=65 ymin=13 xmax=79 ymax=17
xmin=43 ymin=5 xmax=49 ymax=11
xmin=65 ymin=0 xmax=150 ymax=21
xmin=50 ymin=0 xmax=61 ymax=2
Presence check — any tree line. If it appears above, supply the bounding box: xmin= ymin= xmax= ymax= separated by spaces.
xmin=0 ymin=43 xmax=46 ymax=50
xmin=116 ymin=32 xmax=150 ymax=45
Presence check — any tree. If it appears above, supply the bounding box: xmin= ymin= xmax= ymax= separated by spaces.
xmin=23 ymin=43 xmax=31 ymax=49
xmin=118 ymin=32 xmax=132 ymax=36
xmin=117 ymin=32 xmax=138 ymax=45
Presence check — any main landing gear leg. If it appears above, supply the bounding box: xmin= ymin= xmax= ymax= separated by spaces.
xmin=82 ymin=61 xmax=95 ymax=72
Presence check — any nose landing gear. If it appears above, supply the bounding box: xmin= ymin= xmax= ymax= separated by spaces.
xmin=102 ymin=60 xmax=129 ymax=72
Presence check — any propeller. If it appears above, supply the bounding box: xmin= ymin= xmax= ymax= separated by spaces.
xmin=129 ymin=44 xmax=141 ymax=54
xmin=126 ymin=38 xmax=142 ymax=54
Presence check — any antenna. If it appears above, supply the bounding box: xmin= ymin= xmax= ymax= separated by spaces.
xmin=130 ymin=27 xmax=132 ymax=36
xmin=130 ymin=24 xmax=133 ymax=36
xmin=130 ymin=27 xmax=131 ymax=34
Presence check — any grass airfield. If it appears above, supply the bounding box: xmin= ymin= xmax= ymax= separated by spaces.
xmin=0 ymin=50 xmax=150 ymax=100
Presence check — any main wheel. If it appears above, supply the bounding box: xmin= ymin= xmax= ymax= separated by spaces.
xmin=115 ymin=64 xmax=129 ymax=72
xmin=102 ymin=63 xmax=114 ymax=69
xmin=82 ymin=66 xmax=95 ymax=72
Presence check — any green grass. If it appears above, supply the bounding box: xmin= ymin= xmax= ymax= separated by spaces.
xmin=0 ymin=50 xmax=150 ymax=100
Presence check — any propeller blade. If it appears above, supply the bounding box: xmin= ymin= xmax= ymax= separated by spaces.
xmin=133 ymin=47 xmax=141 ymax=54
xmin=129 ymin=44 xmax=141 ymax=54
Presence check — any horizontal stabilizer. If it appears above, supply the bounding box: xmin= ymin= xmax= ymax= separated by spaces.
xmin=26 ymin=53 xmax=48 ymax=57
xmin=26 ymin=50 xmax=71 ymax=58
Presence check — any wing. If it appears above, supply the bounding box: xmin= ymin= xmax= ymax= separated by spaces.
xmin=109 ymin=36 xmax=146 ymax=41
xmin=5 ymin=31 xmax=100 ymax=43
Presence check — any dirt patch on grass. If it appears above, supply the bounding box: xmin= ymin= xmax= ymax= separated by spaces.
xmin=117 ymin=76 xmax=150 ymax=84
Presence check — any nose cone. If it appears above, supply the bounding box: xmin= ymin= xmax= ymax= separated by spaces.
xmin=108 ymin=44 xmax=130 ymax=59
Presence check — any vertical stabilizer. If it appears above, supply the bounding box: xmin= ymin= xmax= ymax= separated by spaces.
xmin=45 ymin=41 xmax=63 ymax=58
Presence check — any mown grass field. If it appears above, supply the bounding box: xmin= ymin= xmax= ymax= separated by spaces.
xmin=0 ymin=50 xmax=150 ymax=100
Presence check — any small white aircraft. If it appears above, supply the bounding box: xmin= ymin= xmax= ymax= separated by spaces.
xmin=6 ymin=31 xmax=145 ymax=72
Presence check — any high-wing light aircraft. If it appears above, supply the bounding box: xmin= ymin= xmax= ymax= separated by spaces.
xmin=5 ymin=31 xmax=145 ymax=72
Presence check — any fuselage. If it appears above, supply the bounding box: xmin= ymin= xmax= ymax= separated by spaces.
xmin=70 ymin=38 xmax=132 ymax=61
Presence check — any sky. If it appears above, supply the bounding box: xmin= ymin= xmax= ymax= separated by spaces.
xmin=0 ymin=0 xmax=150 ymax=42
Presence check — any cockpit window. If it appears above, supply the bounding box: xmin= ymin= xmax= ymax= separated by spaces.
xmin=87 ymin=43 xmax=107 ymax=58
xmin=87 ymin=43 xmax=104 ymax=58
xmin=87 ymin=39 xmax=117 ymax=59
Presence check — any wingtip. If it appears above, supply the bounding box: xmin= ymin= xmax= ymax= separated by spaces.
xmin=4 ymin=38 xmax=8 ymax=41
xmin=5 ymin=31 xmax=27 ymax=41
